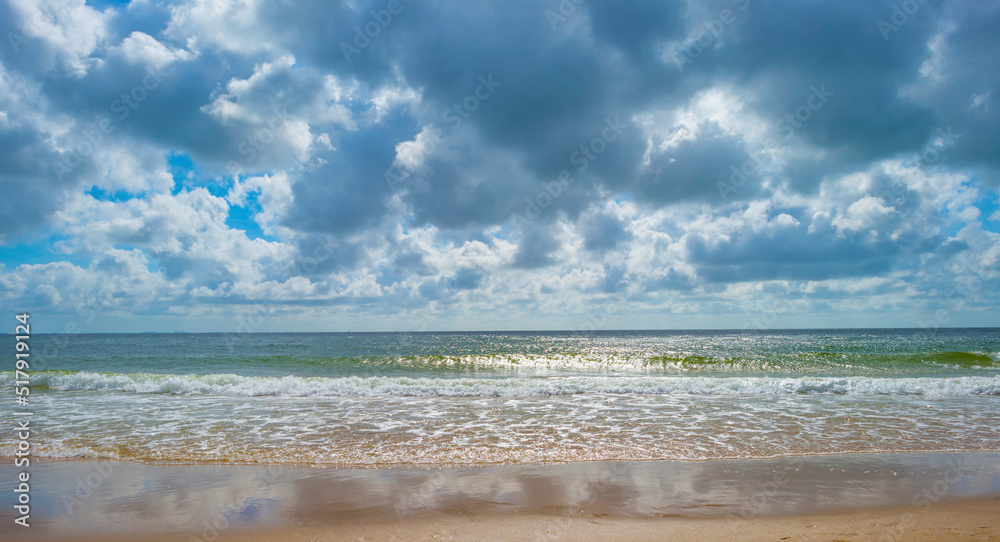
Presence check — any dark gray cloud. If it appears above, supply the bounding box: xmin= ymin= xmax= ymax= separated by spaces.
xmin=582 ymin=210 xmax=633 ymax=253
xmin=0 ymin=121 xmax=94 ymax=241
xmin=284 ymin=117 xmax=415 ymax=235
xmin=682 ymin=203 xmax=956 ymax=283
xmin=513 ymin=227 xmax=561 ymax=269
xmin=639 ymin=123 xmax=756 ymax=203
xmin=0 ymin=0 xmax=997 ymax=329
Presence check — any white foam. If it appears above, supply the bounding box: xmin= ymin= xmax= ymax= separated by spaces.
xmin=5 ymin=371 xmax=999 ymax=397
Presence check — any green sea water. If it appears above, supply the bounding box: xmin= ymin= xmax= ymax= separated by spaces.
xmin=3 ymin=329 xmax=999 ymax=466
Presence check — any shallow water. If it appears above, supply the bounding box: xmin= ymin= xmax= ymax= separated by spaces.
xmin=3 ymin=329 xmax=999 ymax=466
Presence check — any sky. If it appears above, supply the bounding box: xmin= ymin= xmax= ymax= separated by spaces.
xmin=0 ymin=0 xmax=999 ymax=333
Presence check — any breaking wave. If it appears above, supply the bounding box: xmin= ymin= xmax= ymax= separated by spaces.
xmin=5 ymin=370 xmax=999 ymax=397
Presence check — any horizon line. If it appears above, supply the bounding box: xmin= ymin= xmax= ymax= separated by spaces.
xmin=6 ymin=326 xmax=1000 ymax=335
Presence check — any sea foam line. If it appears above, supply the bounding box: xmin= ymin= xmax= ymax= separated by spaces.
xmin=2 ymin=371 xmax=999 ymax=397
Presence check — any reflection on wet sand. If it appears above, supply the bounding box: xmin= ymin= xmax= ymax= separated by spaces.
xmin=3 ymin=452 xmax=999 ymax=539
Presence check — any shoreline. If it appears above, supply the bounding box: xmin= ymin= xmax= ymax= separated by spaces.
xmin=4 ymin=451 xmax=999 ymax=540
xmin=6 ymin=445 xmax=999 ymax=469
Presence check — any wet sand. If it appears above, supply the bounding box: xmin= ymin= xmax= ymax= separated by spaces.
xmin=4 ymin=452 xmax=1000 ymax=540
xmin=55 ymin=498 xmax=1000 ymax=542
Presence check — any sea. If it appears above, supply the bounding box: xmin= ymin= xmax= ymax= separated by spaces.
xmin=3 ymin=329 xmax=999 ymax=467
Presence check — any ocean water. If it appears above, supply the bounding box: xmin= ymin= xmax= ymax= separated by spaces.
xmin=3 ymin=329 xmax=999 ymax=467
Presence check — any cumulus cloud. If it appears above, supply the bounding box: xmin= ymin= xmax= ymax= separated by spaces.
xmin=114 ymin=31 xmax=193 ymax=70
xmin=6 ymin=0 xmax=110 ymax=75
xmin=0 ymin=0 xmax=997 ymax=330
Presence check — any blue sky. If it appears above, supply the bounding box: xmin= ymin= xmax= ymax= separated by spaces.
xmin=1 ymin=0 xmax=999 ymax=332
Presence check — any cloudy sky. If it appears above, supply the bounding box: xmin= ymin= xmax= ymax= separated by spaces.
xmin=1 ymin=0 xmax=998 ymax=332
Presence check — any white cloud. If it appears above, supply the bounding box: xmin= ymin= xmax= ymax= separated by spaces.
xmin=368 ymin=83 xmax=421 ymax=124
xmin=55 ymin=189 xmax=294 ymax=286
xmin=165 ymin=0 xmax=271 ymax=54
xmin=0 ymin=250 xmax=173 ymax=318
xmin=9 ymin=0 xmax=110 ymax=75
xmin=115 ymin=31 xmax=193 ymax=69
xmin=2 ymin=0 xmax=999 ymax=330
xmin=956 ymin=206 xmax=981 ymax=222
xmin=394 ymin=125 xmax=442 ymax=171
xmin=201 ymin=57 xmax=357 ymax=167
xmin=226 ymin=172 xmax=293 ymax=236
xmin=832 ymin=196 xmax=895 ymax=234
xmin=92 ymin=145 xmax=175 ymax=194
